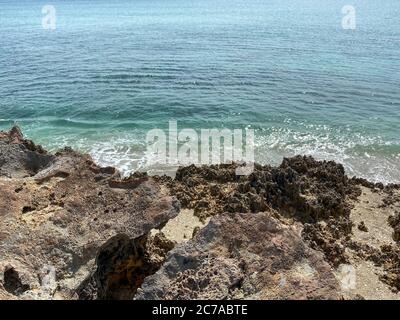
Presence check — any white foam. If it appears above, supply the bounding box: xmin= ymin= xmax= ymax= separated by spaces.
xmin=38 ymin=125 xmax=400 ymax=184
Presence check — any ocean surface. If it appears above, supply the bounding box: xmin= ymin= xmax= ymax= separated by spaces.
xmin=0 ymin=0 xmax=399 ymax=183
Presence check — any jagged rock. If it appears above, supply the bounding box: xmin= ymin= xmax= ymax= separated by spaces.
xmin=388 ymin=213 xmax=400 ymax=242
xmin=0 ymin=126 xmax=54 ymax=178
xmin=0 ymin=127 xmax=180 ymax=300
xmin=76 ymin=231 xmax=175 ymax=300
xmin=1 ymin=127 xmax=399 ymax=300
xmin=155 ymin=156 xmax=361 ymax=223
xmin=135 ymin=211 xmax=341 ymax=300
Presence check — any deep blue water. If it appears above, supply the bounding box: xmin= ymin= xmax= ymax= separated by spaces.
xmin=0 ymin=0 xmax=399 ymax=182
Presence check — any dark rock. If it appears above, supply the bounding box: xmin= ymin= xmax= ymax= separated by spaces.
xmin=358 ymin=221 xmax=369 ymax=232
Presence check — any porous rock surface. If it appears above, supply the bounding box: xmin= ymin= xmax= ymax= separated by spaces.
xmin=136 ymin=211 xmax=341 ymax=300
xmin=1 ymin=127 xmax=399 ymax=300
xmin=152 ymin=158 xmax=400 ymax=298
xmin=0 ymin=127 xmax=180 ymax=299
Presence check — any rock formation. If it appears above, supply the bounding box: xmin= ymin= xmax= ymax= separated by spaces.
xmin=0 ymin=127 xmax=180 ymax=299
xmin=0 ymin=126 xmax=399 ymax=300
xmin=136 ymin=211 xmax=341 ymax=300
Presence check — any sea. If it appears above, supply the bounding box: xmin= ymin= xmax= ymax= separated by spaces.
xmin=0 ymin=0 xmax=399 ymax=183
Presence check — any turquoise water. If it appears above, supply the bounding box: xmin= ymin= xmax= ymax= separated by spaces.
xmin=0 ymin=0 xmax=399 ymax=182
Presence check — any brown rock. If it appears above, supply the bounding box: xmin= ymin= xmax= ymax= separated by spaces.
xmin=0 ymin=127 xmax=180 ymax=300
xmin=135 ymin=211 xmax=341 ymax=300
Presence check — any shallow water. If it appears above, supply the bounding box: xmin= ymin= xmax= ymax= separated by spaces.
xmin=0 ymin=0 xmax=399 ymax=182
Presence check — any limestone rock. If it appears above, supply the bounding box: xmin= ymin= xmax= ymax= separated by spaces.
xmin=136 ymin=211 xmax=341 ymax=300
xmin=0 ymin=127 xmax=180 ymax=299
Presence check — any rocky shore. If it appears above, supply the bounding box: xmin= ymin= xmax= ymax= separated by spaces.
xmin=0 ymin=127 xmax=399 ymax=300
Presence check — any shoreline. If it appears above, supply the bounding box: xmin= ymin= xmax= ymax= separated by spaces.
xmin=0 ymin=126 xmax=399 ymax=300
xmin=2 ymin=122 xmax=399 ymax=185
